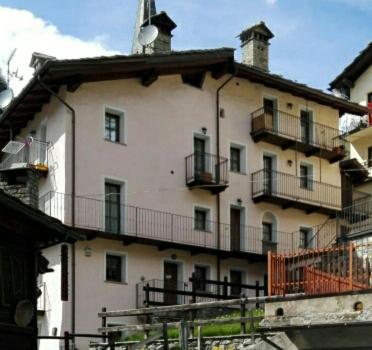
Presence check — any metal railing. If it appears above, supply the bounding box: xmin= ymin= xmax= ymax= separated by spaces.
xmin=268 ymin=241 xmax=372 ymax=297
xmin=38 ymin=192 xmax=337 ymax=255
xmin=251 ymin=107 xmax=346 ymax=152
xmin=185 ymin=152 xmax=229 ymax=188
xmin=0 ymin=139 xmax=48 ymax=171
xmin=252 ymin=169 xmax=342 ymax=210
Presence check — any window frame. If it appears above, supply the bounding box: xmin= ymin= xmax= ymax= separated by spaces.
xmin=193 ymin=264 xmax=211 ymax=292
xmin=299 ymin=227 xmax=313 ymax=249
xmin=262 ymin=222 xmax=273 ymax=242
xmin=230 ymin=147 xmax=241 ymax=173
xmin=193 ymin=206 xmax=212 ymax=232
xmin=104 ymin=182 xmax=122 ymax=234
xmin=103 ymin=106 xmax=126 ymax=144
xmin=105 ymin=251 xmax=128 ymax=284
xmin=229 ymin=142 xmax=247 ymax=174
xmin=299 ymin=163 xmax=313 ymax=190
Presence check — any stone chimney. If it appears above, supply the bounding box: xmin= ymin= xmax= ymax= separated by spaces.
xmin=238 ymin=21 xmax=274 ymax=72
xmin=132 ymin=0 xmax=177 ymax=55
xmin=29 ymin=52 xmax=56 ymax=72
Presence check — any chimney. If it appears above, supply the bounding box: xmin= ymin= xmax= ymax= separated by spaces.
xmin=238 ymin=21 xmax=274 ymax=72
xmin=132 ymin=0 xmax=177 ymax=55
xmin=29 ymin=52 xmax=56 ymax=72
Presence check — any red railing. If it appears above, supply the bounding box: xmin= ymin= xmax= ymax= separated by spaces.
xmin=268 ymin=241 xmax=372 ymax=297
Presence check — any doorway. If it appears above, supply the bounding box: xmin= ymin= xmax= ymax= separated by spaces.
xmin=163 ymin=261 xmax=179 ymax=305
xmin=263 ymin=155 xmax=274 ymax=195
xmin=230 ymin=270 xmax=243 ymax=297
xmin=230 ymin=207 xmax=242 ymax=252
xmin=263 ymin=97 xmax=277 ymax=131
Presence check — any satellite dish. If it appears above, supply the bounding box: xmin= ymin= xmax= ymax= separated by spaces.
xmin=138 ymin=25 xmax=159 ymax=47
xmin=0 ymin=89 xmax=13 ymax=109
xmin=14 ymin=300 xmax=34 ymax=327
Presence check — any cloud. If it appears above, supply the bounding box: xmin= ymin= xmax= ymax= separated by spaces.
xmin=265 ymin=0 xmax=278 ymax=5
xmin=0 ymin=6 xmax=119 ymax=94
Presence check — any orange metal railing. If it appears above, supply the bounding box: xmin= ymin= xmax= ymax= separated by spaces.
xmin=268 ymin=241 xmax=372 ymax=297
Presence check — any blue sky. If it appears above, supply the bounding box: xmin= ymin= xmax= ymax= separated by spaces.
xmin=0 ymin=0 xmax=371 ymax=91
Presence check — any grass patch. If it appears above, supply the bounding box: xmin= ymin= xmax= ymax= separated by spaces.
xmin=121 ymin=308 xmax=264 ymax=341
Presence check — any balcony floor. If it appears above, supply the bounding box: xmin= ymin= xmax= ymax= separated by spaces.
xmin=187 ymin=179 xmax=228 ymax=194
xmin=251 ymin=129 xmax=345 ymax=163
xmin=253 ymin=192 xmax=340 ymax=216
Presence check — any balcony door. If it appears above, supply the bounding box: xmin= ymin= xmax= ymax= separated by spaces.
xmin=164 ymin=262 xmax=179 ymax=305
xmin=105 ymin=183 xmax=121 ymax=234
xmin=194 ymin=137 xmax=206 ymax=176
xmin=300 ymin=109 xmax=313 ymax=144
xmin=263 ymin=155 xmax=273 ymax=195
xmin=230 ymin=207 xmax=241 ymax=251
xmin=263 ymin=98 xmax=277 ymax=132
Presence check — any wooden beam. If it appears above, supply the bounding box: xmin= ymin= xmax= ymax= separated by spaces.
xmin=281 ymin=202 xmax=293 ymax=210
xmin=281 ymin=140 xmax=295 ymax=151
xmin=181 ymin=72 xmax=206 ymax=89
xmin=67 ymin=77 xmax=82 ymax=93
xmin=306 ymin=207 xmax=319 ymax=215
xmin=211 ymin=63 xmax=229 ymax=80
xmin=305 ymin=147 xmax=320 ymax=158
xmin=141 ymin=69 xmax=158 ymax=87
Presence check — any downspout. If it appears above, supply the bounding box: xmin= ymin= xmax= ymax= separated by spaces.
xmin=216 ymin=69 xmax=236 ymax=286
xmin=37 ymin=76 xmax=76 ymax=340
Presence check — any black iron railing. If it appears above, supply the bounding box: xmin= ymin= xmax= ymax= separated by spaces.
xmin=39 ymin=192 xmax=316 ymax=255
xmin=0 ymin=139 xmax=48 ymax=171
xmin=185 ymin=152 xmax=229 ymax=188
xmin=137 ymin=275 xmax=265 ymax=307
xmin=251 ymin=107 xmax=346 ymax=153
xmin=251 ymin=169 xmax=342 ymax=210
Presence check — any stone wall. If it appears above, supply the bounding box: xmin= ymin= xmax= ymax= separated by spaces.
xmin=0 ymin=169 xmax=39 ymax=208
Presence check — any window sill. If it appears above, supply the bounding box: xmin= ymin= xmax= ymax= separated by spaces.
xmin=230 ymin=171 xmax=247 ymax=176
xmin=194 ymin=229 xmax=213 ymax=234
xmin=104 ymin=139 xmax=127 ymax=146
xmin=104 ymin=280 xmax=128 ymax=285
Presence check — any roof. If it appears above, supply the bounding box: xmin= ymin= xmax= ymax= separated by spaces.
xmin=239 ymin=21 xmax=274 ymax=42
xmin=0 ymin=189 xmax=82 ymax=246
xmin=330 ymin=42 xmax=372 ymax=90
xmin=0 ymin=48 xmax=367 ymax=147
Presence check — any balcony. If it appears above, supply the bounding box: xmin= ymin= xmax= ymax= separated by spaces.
xmin=251 ymin=108 xmax=347 ymax=163
xmin=185 ymin=152 xmax=229 ymax=194
xmin=39 ymin=192 xmax=318 ymax=257
xmin=0 ymin=139 xmax=48 ymax=175
xmin=252 ymin=169 xmax=342 ymax=215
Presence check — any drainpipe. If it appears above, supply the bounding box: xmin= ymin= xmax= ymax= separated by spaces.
xmin=37 ymin=76 xmax=76 ymax=341
xmin=216 ymin=70 xmax=236 ymax=286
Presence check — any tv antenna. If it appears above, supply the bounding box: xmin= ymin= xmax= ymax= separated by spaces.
xmin=7 ymin=48 xmax=23 ymax=85
xmin=137 ymin=0 xmax=158 ymax=48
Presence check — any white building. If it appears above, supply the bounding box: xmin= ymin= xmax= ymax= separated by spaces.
xmin=0 ymin=2 xmax=368 ymax=349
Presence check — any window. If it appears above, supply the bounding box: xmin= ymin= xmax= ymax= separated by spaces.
xmin=230 ymin=147 xmax=241 ymax=172
xmin=194 ymin=265 xmax=210 ymax=292
xmin=368 ymin=92 xmax=372 ymax=103
xmin=105 ymin=253 xmax=127 ymax=283
xmin=299 ymin=228 xmax=312 ymax=249
xmin=368 ymin=147 xmax=372 ymax=168
xmin=105 ymin=182 xmax=121 ymax=234
xmin=105 ymin=112 xmax=120 ymax=142
xmin=194 ymin=207 xmax=211 ymax=231
xmin=300 ymin=164 xmax=313 ymax=190
xmin=262 ymin=222 xmax=273 ymax=242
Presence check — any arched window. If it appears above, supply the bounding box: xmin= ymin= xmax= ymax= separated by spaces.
xmin=262 ymin=212 xmax=277 ymax=242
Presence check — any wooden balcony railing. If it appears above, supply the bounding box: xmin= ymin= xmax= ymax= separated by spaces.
xmin=252 ymin=169 xmax=342 ymax=214
xmin=185 ymin=152 xmax=229 ymax=194
xmin=268 ymin=241 xmax=372 ymax=297
xmin=39 ymin=192 xmax=336 ymax=255
xmin=251 ymin=107 xmax=347 ymax=163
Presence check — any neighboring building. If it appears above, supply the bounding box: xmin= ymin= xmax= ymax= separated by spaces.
xmin=330 ymin=43 xmax=372 ymax=210
xmin=0 ymin=1 xmax=368 ymax=349
xmin=0 ymin=189 xmax=78 ymax=350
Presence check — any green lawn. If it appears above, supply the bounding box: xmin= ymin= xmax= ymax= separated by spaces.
xmin=122 ymin=308 xmax=264 ymax=342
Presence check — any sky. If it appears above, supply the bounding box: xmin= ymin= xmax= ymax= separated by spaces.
xmin=0 ymin=0 xmax=371 ymax=94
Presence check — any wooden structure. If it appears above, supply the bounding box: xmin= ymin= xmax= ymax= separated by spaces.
xmin=0 ymin=190 xmax=79 ymax=350
xmin=268 ymin=241 xmax=372 ymax=297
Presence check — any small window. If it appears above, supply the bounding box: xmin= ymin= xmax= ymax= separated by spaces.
xmin=230 ymin=147 xmax=241 ymax=172
xmin=300 ymin=164 xmax=313 ymax=190
xmin=299 ymin=228 xmax=312 ymax=249
xmin=105 ymin=112 xmax=120 ymax=142
xmin=262 ymin=222 xmax=273 ymax=242
xmin=194 ymin=207 xmax=210 ymax=231
xmin=194 ymin=265 xmax=210 ymax=292
xmin=106 ymin=253 xmax=127 ymax=283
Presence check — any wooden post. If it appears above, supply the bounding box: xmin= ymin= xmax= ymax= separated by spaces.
xmin=108 ymin=333 xmax=115 ymax=350
xmin=223 ymin=276 xmax=228 ymax=299
xmin=163 ymin=322 xmax=169 ymax=350
xmin=197 ymin=325 xmax=202 ymax=350
xmin=191 ymin=273 xmax=196 ymax=304
xmin=240 ymin=299 xmax=246 ymax=334
xmin=255 ymin=281 xmax=260 ymax=309
xmin=64 ymin=331 xmax=70 ymax=350
xmin=101 ymin=307 xmax=107 ymax=338
xmin=268 ymin=251 xmax=272 ymax=297
xmin=179 ymin=320 xmax=188 ymax=350
xmin=249 ymin=310 xmax=255 ymax=344
xmin=349 ymin=241 xmax=353 ymax=291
